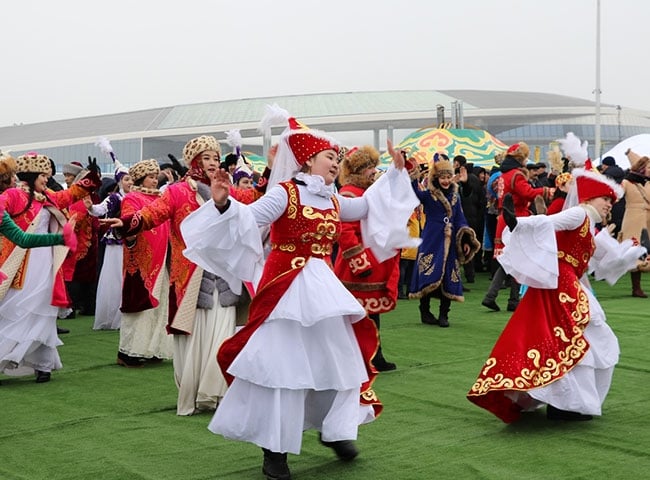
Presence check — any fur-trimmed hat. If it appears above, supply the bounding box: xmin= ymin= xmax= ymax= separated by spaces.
xmin=17 ymin=152 xmax=52 ymax=175
xmin=129 ymin=159 xmax=160 ymax=183
xmin=182 ymin=135 xmax=221 ymax=165
xmin=63 ymin=161 xmax=84 ymax=177
xmin=431 ymin=152 xmax=453 ymax=177
xmin=0 ymin=151 xmax=17 ymax=177
xmin=339 ymin=145 xmax=380 ymax=187
xmin=505 ymin=142 xmax=530 ymax=163
xmin=575 ymin=170 xmax=622 ymax=203
xmin=0 ymin=151 xmax=17 ymax=189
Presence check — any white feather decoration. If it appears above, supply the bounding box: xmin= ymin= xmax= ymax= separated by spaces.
xmin=258 ymin=103 xmax=290 ymax=135
xmin=557 ymin=132 xmax=589 ymax=166
xmin=225 ymin=129 xmax=243 ymax=151
xmin=95 ymin=136 xmax=113 ymax=156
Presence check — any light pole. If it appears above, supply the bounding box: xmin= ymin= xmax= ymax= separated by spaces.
xmin=594 ymin=0 xmax=602 ymax=160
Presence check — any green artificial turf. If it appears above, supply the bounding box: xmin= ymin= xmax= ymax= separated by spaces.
xmin=2 ymin=272 xmax=650 ymax=479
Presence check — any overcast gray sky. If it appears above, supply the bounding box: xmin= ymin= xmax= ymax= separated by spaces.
xmin=2 ymin=0 xmax=647 ymax=128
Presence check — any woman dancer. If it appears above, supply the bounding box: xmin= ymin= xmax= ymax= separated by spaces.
xmin=180 ymin=106 xmax=419 ymax=480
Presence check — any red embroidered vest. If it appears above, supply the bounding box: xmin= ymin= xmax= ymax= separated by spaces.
xmin=257 ymin=181 xmax=341 ymax=287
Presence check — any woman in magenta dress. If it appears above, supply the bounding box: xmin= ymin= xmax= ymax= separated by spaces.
xmin=0 ymin=153 xmax=100 ymax=383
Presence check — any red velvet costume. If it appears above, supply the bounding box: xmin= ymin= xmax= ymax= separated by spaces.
xmin=333 ymin=183 xmax=400 ymax=314
xmin=119 ymin=177 xmax=204 ymax=334
xmin=468 ymin=215 xmax=594 ymax=422
xmin=494 ymin=166 xmax=550 ymax=255
xmin=120 ymin=189 xmax=170 ymax=313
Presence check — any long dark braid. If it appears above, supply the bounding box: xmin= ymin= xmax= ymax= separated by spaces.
xmin=12 ymin=172 xmax=39 ymax=219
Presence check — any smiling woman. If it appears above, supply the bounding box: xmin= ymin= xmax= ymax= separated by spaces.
xmin=180 ymin=104 xmax=419 ymax=480
xmin=107 ymin=135 xmax=240 ymax=416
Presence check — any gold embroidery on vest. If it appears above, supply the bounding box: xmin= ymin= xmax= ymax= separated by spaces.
xmin=557 ymin=250 xmax=579 ymax=267
xmin=286 ymin=182 xmax=298 ymax=219
xmin=291 ymin=257 xmax=306 ymax=269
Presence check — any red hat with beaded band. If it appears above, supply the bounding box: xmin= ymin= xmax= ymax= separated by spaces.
xmin=286 ymin=117 xmax=339 ymax=165
xmin=260 ymin=104 xmax=340 ymax=189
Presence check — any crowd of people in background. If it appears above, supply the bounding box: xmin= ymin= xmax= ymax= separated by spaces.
xmin=0 ymin=107 xmax=648 ymax=480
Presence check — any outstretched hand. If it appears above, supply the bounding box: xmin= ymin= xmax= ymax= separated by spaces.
xmin=99 ymin=217 xmax=124 ymax=229
xmin=386 ymin=139 xmax=406 ymax=170
xmin=210 ymin=168 xmax=231 ymax=207
xmin=453 ymin=166 xmax=468 ymax=184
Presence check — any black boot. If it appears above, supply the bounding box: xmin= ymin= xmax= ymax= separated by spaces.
xmin=319 ymin=434 xmax=359 ymax=461
xmin=418 ymin=296 xmax=437 ymax=325
xmin=369 ymin=314 xmax=396 ymax=371
xmin=35 ymin=370 xmax=51 ymax=383
xmin=117 ymin=351 xmax=145 ymax=368
xmin=546 ymin=405 xmax=593 ymax=421
xmin=438 ymin=297 xmax=451 ymax=328
xmin=262 ymin=448 xmax=291 ymax=480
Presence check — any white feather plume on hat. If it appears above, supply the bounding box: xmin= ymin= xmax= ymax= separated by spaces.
xmin=557 ymin=132 xmax=589 ymax=166
xmin=258 ymin=103 xmax=290 ymax=136
xmin=95 ymin=136 xmax=116 ymax=162
xmin=225 ymin=129 xmax=243 ymax=154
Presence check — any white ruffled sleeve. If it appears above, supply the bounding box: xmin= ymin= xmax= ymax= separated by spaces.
xmin=348 ymin=166 xmax=421 ymax=263
xmin=590 ymin=231 xmax=647 ymax=285
xmin=181 ymin=199 xmax=265 ymax=295
xmin=498 ymin=214 xmax=559 ymax=289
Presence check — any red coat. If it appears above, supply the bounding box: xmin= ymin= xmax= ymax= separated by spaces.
xmin=494 ymin=167 xmax=550 ymax=254
xmin=333 ymin=184 xmax=400 ymax=314
xmin=119 ymin=178 xmax=204 ymax=334
xmin=120 ymin=189 xmax=170 ymax=313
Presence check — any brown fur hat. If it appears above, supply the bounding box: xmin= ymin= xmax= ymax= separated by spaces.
xmin=506 ymin=142 xmax=530 ymax=164
xmin=339 ymin=145 xmax=380 ymax=188
xmin=0 ymin=151 xmax=17 ymax=176
xmin=0 ymin=152 xmax=17 ymax=190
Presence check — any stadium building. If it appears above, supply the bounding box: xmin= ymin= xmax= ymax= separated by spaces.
xmin=1 ymin=89 xmax=648 ymax=175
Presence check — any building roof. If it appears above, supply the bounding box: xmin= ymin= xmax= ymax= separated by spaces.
xmin=1 ymin=89 xmax=622 ymax=150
